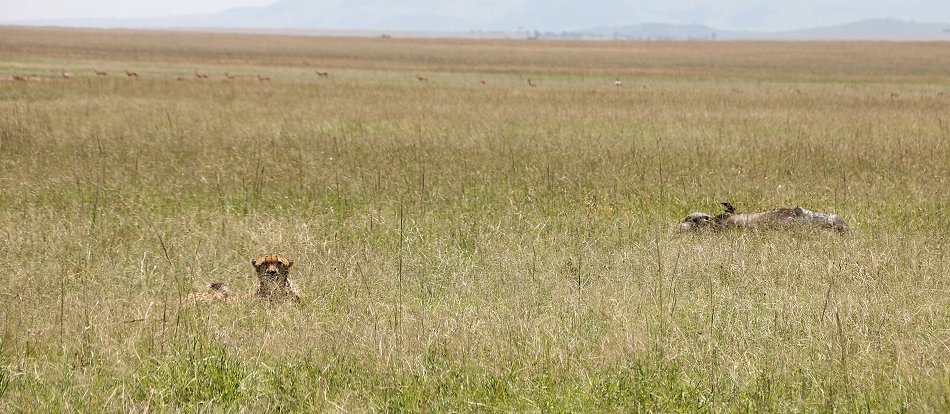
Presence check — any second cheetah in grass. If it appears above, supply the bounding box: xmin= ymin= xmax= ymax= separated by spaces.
xmin=186 ymin=281 xmax=234 ymax=303
xmin=676 ymin=202 xmax=849 ymax=233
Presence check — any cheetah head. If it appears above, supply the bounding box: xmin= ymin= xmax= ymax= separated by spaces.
xmin=676 ymin=212 xmax=713 ymax=232
xmin=252 ymin=254 xmax=294 ymax=285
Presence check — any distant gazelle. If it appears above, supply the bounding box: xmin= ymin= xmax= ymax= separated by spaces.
xmin=61 ymin=71 xmax=73 ymax=80
xmin=527 ymin=78 xmax=536 ymax=87
xmin=225 ymin=72 xmax=236 ymax=80
xmin=614 ymin=78 xmax=622 ymax=87
xmin=125 ymin=70 xmax=138 ymax=78
xmin=94 ymin=69 xmax=108 ymax=77
xmin=316 ymin=71 xmax=329 ymax=77
xmin=194 ymin=70 xmax=209 ymax=79
xmin=257 ymin=74 xmax=271 ymax=82
xmin=415 ymin=74 xmax=429 ymax=83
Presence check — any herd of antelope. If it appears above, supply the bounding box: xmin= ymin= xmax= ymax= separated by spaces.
xmin=4 ymin=68 xmax=295 ymax=82
xmin=3 ymin=68 xmax=620 ymax=88
xmin=5 ymin=71 xmax=942 ymax=99
xmin=5 ymin=69 xmax=540 ymax=87
xmin=0 ymin=67 xmax=658 ymax=88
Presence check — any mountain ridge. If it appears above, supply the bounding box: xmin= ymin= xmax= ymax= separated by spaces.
xmin=579 ymin=19 xmax=950 ymax=40
xmin=4 ymin=0 xmax=949 ymax=41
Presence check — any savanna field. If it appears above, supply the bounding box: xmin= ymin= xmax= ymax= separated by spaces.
xmin=1 ymin=26 xmax=950 ymax=412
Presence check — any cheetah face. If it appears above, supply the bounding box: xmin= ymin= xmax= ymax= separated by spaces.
xmin=676 ymin=212 xmax=713 ymax=232
xmin=252 ymin=254 xmax=293 ymax=283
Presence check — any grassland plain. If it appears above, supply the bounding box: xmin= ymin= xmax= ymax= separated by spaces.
xmin=1 ymin=26 xmax=949 ymax=412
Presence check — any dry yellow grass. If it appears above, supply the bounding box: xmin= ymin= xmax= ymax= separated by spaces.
xmin=1 ymin=26 xmax=949 ymax=412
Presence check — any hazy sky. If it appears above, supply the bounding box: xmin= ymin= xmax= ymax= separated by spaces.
xmin=3 ymin=0 xmax=275 ymax=20
xmin=3 ymin=0 xmax=949 ymax=31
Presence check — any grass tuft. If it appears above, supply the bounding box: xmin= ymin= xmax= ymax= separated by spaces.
xmin=131 ymin=337 xmax=248 ymax=409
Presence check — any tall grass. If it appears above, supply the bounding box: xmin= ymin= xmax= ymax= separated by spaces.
xmin=1 ymin=26 xmax=949 ymax=412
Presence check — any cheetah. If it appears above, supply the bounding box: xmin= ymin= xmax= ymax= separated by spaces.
xmin=676 ymin=202 xmax=849 ymax=233
xmin=186 ymin=254 xmax=301 ymax=304
xmin=186 ymin=281 xmax=234 ymax=303
xmin=250 ymin=253 xmax=301 ymax=303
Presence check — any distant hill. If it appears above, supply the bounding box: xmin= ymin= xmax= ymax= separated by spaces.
xmin=574 ymin=19 xmax=950 ymax=40
xmin=4 ymin=0 xmax=950 ymax=42
xmin=2 ymin=0 xmax=676 ymax=33
xmin=771 ymin=18 xmax=950 ymax=40
xmin=3 ymin=0 xmax=491 ymax=32
xmin=580 ymin=23 xmax=732 ymax=40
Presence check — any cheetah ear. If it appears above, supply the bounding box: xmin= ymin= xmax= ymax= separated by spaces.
xmin=251 ymin=258 xmax=260 ymax=267
xmin=286 ymin=259 xmax=294 ymax=268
